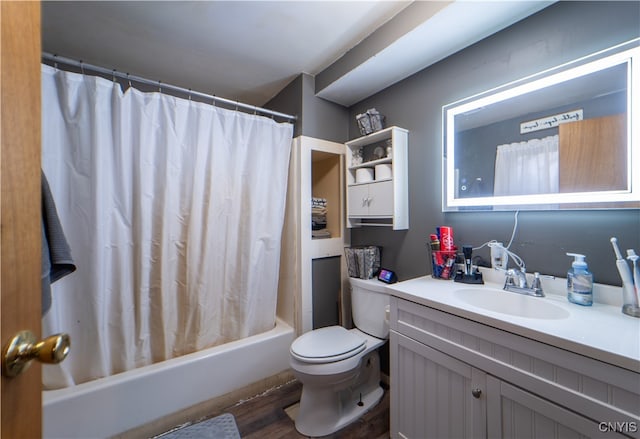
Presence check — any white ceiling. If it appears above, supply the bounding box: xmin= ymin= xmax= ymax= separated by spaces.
xmin=41 ymin=1 xmax=554 ymax=108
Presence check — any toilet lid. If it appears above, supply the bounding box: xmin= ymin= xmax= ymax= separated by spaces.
xmin=290 ymin=326 xmax=366 ymax=363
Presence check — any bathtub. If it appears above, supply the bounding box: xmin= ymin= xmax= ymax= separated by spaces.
xmin=43 ymin=318 xmax=295 ymax=438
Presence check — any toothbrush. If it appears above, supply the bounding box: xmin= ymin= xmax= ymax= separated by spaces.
xmin=626 ymin=249 xmax=640 ymax=306
xmin=610 ymin=238 xmax=638 ymax=308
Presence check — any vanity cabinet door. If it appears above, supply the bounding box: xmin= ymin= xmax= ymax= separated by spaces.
xmin=391 ymin=331 xmax=487 ymax=439
xmin=486 ymin=376 xmax=629 ymax=439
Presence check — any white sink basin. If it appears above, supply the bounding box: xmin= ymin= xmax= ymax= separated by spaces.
xmin=454 ymin=288 xmax=570 ymax=320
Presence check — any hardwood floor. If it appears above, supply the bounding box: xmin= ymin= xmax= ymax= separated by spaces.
xmin=169 ymin=379 xmax=390 ymax=438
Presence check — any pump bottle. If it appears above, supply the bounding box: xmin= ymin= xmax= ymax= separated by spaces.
xmin=566 ymin=253 xmax=593 ymax=306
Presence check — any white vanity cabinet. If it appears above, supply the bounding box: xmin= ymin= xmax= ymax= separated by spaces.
xmin=345 ymin=126 xmax=408 ymax=230
xmin=390 ymin=296 xmax=640 ymax=439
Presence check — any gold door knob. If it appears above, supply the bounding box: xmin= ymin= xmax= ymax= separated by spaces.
xmin=2 ymin=330 xmax=70 ymax=378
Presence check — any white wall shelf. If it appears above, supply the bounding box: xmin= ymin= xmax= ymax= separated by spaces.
xmin=345 ymin=126 xmax=408 ymax=230
xmin=348 ymin=157 xmax=392 ymax=170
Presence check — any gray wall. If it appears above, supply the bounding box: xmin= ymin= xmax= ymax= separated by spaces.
xmin=266 ymin=73 xmax=349 ymax=142
xmin=349 ymin=1 xmax=640 ymax=286
xmin=312 ymin=257 xmax=341 ymax=329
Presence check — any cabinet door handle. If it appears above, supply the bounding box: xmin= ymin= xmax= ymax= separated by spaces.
xmin=471 ymin=388 xmax=482 ymax=399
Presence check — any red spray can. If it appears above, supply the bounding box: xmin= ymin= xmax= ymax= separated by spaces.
xmin=440 ymin=226 xmax=454 ymax=251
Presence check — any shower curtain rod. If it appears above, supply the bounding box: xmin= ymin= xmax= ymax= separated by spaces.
xmin=42 ymin=52 xmax=297 ymax=121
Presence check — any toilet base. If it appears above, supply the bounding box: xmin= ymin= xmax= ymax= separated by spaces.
xmin=294 ymin=350 xmax=383 ymax=437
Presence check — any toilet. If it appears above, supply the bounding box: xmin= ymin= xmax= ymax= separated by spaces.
xmin=289 ymin=277 xmax=390 ymax=437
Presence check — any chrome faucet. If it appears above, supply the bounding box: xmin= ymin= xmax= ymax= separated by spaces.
xmin=505 ymin=268 xmax=527 ymax=288
xmin=503 ymin=269 xmax=545 ymax=297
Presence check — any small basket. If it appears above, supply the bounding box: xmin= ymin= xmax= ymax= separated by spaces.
xmin=356 ymin=108 xmax=385 ymax=136
xmin=430 ymin=248 xmax=457 ymax=280
xmin=345 ymin=246 xmax=381 ymax=279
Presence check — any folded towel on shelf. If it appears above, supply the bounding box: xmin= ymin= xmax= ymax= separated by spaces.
xmin=312 ymin=229 xmax=331 ymax=239
xmin=311 ymin=196 xmax=329 ymax=236
xmin=312 ymin=197 xmax=327 ymax=208
xmin=312 ymin=215 xmax=327 ymax=230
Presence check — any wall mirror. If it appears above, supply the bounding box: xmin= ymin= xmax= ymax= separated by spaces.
xmin=442 ymin=39 xmax=639 ymax=211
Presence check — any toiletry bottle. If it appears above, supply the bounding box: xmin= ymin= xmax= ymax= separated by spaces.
xmin=566 ymin=253 xmax=593 ymax=306
xmin=429 ymin=234 xmax=440 ymax=251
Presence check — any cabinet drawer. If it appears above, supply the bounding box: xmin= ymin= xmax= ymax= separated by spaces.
xmin=391 ymin=296 xmax=640 ymax=434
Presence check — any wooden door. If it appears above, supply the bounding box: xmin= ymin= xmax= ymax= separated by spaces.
xmin=1 ymin=2 xmax=43 ymax=438
xmin=559 ymin=113 xmax=627 ymax=192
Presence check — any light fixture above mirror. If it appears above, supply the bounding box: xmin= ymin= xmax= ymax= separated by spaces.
xmin=442 ymin=39 xmax=639 ymax=211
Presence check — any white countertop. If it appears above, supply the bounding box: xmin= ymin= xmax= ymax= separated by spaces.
xmin=386 ymin=269 xmax=640 ymax=373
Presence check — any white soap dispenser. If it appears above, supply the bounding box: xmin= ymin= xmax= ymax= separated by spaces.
xmin=566 ymin=253 xmax=593 ymax=306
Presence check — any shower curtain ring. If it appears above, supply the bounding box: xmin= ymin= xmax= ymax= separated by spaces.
xmin=112 ymin=69 xmax=117 ymax=83
xmin=79 ymin=60 xmax=85 ymax=75
xmin=212 ymin=94 xmax=216 ymax=107
xmin=158 ymin=81 xmax=162 ymax=93
xmin=188 ymin=88 xmax=192 ymax=101
xmin=126 ymin=73 xmax=132 ymax=89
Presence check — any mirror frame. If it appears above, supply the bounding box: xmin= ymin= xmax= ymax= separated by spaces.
xmin=442 ymin=39 xmax=639 ymax=211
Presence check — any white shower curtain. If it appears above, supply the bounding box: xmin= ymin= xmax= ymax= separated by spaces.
xmin=41 ymin=65 xmax=293 ymax=388
xmin=493 ymin=135 xmax=559 ymax=196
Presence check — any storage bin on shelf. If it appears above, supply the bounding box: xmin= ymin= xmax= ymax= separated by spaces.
xmin=356 ymin=108 xmax=385 ymax=136
xmin=345 ymin=246 xmax=381 ymax=279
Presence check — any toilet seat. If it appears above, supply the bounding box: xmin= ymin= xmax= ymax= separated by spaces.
xmin=290 ymin=326 xmax=366 ymax=363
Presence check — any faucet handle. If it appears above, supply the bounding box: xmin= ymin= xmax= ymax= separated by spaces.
xmin=503 ymin=269 xmax=518 ymax=287
xmin=518 ymin=268 xmax=528 ymax=288
xmin=531 ymin=272 xmax=542 ymax=290
xmin=504 ymin=268 xmax=528 ymax=288
xmin=530 ymin=272 xmax=546 ymax=297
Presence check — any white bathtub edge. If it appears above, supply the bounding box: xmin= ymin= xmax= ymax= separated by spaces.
xmin=43 ymin=318 xmax=294 ymax=439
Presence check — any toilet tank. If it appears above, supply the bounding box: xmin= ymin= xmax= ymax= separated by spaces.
xmin=349 ymin=277 xmax=391 ymax=339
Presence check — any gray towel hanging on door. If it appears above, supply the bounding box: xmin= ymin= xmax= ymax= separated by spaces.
xmin=41 ymin=171 xmax=76 ymax=316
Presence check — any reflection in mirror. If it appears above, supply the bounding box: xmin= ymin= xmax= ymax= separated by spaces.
xmin=443 ymin=39 xmax=639 ymax=211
